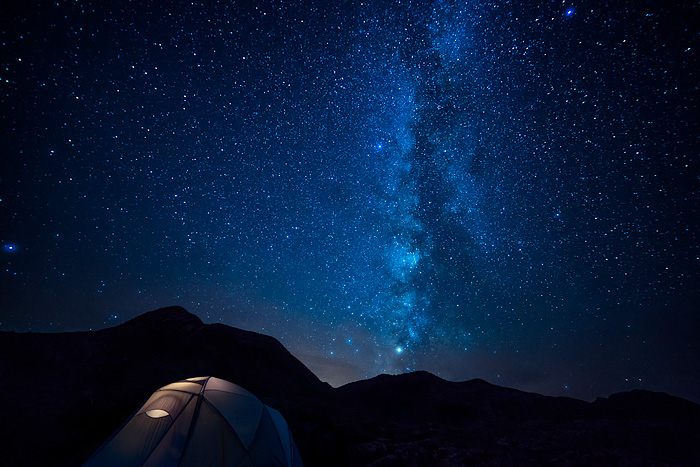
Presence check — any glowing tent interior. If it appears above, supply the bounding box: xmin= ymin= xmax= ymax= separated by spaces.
xmin=84 ymin=376 xmax=303 ymax=466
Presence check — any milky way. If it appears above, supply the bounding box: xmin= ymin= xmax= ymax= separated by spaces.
xmin=1 ymin=0 xmax=698 ymax=402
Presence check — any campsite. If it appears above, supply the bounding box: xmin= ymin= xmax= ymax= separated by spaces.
xmin=3 ymin=2 xmax=699 ymax=465
xmin=1 ymin=306 xmax=699 ymax=466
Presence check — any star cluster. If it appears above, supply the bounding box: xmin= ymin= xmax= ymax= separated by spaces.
xmin=1 ymin=0 xmax=698 ymax=402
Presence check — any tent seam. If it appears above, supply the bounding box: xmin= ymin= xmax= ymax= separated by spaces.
xmin=177 ymin=389 xmax=206 ymax=467
xmin=141 ymin=392 xmax=197 ymax=467
xmin=196 ymin=398 xmax=251 ymax=466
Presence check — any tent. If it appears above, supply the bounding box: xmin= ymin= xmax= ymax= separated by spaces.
xmin=84 ymin=376 xmax=303 ymax=466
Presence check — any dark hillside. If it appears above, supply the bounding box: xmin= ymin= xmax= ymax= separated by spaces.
xmin=1 ymin=307 xmax=698 ymax=466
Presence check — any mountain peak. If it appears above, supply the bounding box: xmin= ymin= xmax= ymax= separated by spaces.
xmin=2 ymin=307 xmax=699 ymax=466
xmin=116 ymin=306 xmax=204 ymax=330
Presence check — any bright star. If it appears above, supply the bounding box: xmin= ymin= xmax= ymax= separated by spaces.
xmin=565 ymin=8 xmax=574 ymax=16
xmin=396 ymin=346 xmax=403 ymax=354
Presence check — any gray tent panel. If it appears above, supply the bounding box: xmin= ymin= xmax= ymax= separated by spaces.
xmin=85 ymin=392 xmax=196 ymax=467
xmin=267 ymin=407 xmax=293 ymax=465
xmin=246 ymin=407 xmax=290 ymax=467
xmin=158 ymin=381 xmax=204 ymax=394
xmin=185 ymin=376 xmax=209 ymax=383
xmin=268 ymin=407 xmax=303 ymax=467
xmin=143 ymin=396 xmax=198 ymax=467
xmin=84 ymin=376 xmax=302 ymax=467
xmin=138 ymin=390 xmax=193 ymax=419
xmin=204 ymin=377 xmax=255 ymax=397
xmin=89 ymin=412 xmax=171 ymax=467
xmin=178 ymin=399 xmax=249 ymax=466
xmin=205 ymin=390 xmax=264 ymax=450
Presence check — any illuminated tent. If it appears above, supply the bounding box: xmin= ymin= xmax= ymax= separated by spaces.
xmin=84 ymin=376 xmax=303 ymax=466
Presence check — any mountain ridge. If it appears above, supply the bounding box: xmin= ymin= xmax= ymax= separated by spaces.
xmin=1 ymin=306 xmax=698 ymax=466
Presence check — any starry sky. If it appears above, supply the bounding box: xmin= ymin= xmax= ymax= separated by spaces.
xmin=1 ymin=0 xmax=699 ymax=403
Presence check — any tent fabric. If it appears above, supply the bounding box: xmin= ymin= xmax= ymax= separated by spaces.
xmin=84 ymin=376 xmax=303 ymax=467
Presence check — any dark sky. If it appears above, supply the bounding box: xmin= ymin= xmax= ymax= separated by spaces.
xmin=1 ymin=0 xmax=698 ymax=403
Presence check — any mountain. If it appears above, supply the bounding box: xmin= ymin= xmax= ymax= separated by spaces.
xmin=1 ymin=306 xmax=698 ymax=466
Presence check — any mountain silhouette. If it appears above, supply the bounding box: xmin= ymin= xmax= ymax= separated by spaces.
xmin=1 ymin=306 xmax=698 ymax=466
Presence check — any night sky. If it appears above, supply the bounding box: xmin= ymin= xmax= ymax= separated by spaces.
xmin=2 ymin=0 xmax=699 ymax=403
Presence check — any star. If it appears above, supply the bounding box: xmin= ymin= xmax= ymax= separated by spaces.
xmin=1 ymin=0 xmax=697 ymax=404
